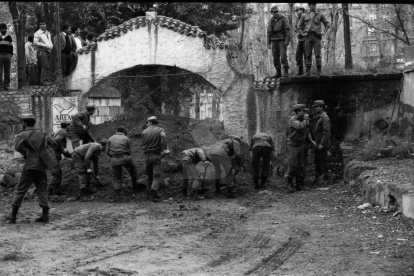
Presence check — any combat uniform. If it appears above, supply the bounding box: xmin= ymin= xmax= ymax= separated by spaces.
xmin=72 ymin=142 xmax=102 ymax=196
xmin=250 ymin=133 xmax=275 ymax=189
xmin=310 ymin=103 xmax=331 ymax=184
xmin=267 ymin=8 xmax=291 ymax=77
xmin=68 ymin=110 xmax=95 ymax=149
xmin=286 ymin=106 xmax=312 ymax=192
xmin=49 ymin=126 xmax=69 ymax=195
xmin=141 ymin=121 xmax=167 ymax=200
xmin=298 ymin=8 xmax=330 ymax=76
xmin=107 ymin=131 xmax=138 ymax=198
xmin=294 ymin=11 xmax=306 ymax=75
xmin=7 ymin=122 xmax=57 ymax=223
xmin=209 ymin=138 xmax=242 ymax=198
xmin=179 ymin=148 xmax=208 ymax=196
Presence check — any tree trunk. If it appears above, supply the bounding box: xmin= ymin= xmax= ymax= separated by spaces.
xmin=342 ymin=3 xmax=353 ymax=69
xmin=328 ymin=4 xmax=340 ymax=67
xmin=8 ymin=2 xmax=26 ymax=89
xmin=288 ymin=3 xmax=296 ymax=65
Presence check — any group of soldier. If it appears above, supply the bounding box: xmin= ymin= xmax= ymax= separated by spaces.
xmin=4 ymin=98 xmax=331 ymax=224
xmin=267 ymin=3 xmax=330 ymax=77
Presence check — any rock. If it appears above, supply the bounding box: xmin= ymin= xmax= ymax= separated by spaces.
xmin=357 ymin=203 xmax=371 ymax=210
xmin=164 ymin=178 xmax=172 ymax=187
xmin=343 ymin=160 xmax=377 ymax=184
xmin=3 ymin=173 xmax=17 ymax=188
xmin=379 ymin=147 xmax=393 ymax=158
xmin=162 ymin=159 xmax=179 ymax=173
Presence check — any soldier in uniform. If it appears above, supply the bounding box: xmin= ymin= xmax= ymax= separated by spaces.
xmin=209 ymin=136 xmax=242 ymax=198
xmin=267 ymin=5 xmax=291 ymax=78
xmin=249 ymin=132 xmax=275 ymax=190
xmin=294 ymin=5 xmax=306 ymax=76
xmin=141 ymin=116 xmax=169 ymax=202
xmin=107 ymin=126 xmax=139 ymax=202
xmin=72 ymin=140 xmax=108 ymax=200
xmin=310 ymin=100 xmax=331 ymax=186
xmin=49 ymin=121 xmax=71 ymax=196
xmin=5 ymin=115 xmax=57 ymax=224
xmin=68 ymin=103 xmax=96 ymax=150
xmin=298 ymin=3 xmax=330 ymax=77
xmin=286 ymin=104 xmax=312 ymax=193
xmin=179 ymin=147 xmax=211 ymax=197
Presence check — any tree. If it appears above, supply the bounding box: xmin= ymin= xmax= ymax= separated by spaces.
xmin=342 ymin=3 xmax=353 ymax=69
xmin=324 ymin=4 xmax=341 ymax=66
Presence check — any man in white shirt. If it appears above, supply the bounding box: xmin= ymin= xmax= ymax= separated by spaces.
xmin=25 ymin=35 xmax=37 ymax=85
xmin=71 ymin=27 xmax=86 ymax=73
xmin=34 ymin=20 xmax=53 ymax=85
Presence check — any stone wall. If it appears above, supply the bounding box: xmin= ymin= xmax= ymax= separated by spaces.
xmin=398 ymin=46 xmax=414 ymax=136
xmin=250 ymin=74 xmax=402 ymax=154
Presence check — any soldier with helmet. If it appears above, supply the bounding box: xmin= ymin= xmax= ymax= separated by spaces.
xmin=285 ymin=104 xmax=313 ymax=192
xmin=267 ymin=5 xmax=291 ymax=78
xmin=68 ymin=103 xmax=96 ymax=150
xmin=5 ymin=115 xmax=57 ymax=224
xmin=48 ymin=120 xmax=72 ymax=196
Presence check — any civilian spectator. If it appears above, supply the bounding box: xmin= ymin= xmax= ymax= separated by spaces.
xmin=71 ymin=26 xmax=86 ymax=73
xmin=25 ymin=35 xmax=37 ymax=85
xmin=34 ymin=20 xmax=53 ymax=85
xmin=56 ymin=24 xmax=76 ymax=78
xmin=0 ymin=22 xmax=13 ymax=91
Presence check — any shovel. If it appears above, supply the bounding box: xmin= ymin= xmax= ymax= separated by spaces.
xmin=197 ymin=166 xmax=210 ymax=195
xmin=89 ymin=171 xmax=110 ymax=187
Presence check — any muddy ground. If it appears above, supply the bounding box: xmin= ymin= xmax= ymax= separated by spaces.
xmin=1 ymin=177 xmax=414 ymax=276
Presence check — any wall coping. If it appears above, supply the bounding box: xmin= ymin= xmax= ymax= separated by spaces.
xmin=279 ymin=73 xmax=403 ymax=84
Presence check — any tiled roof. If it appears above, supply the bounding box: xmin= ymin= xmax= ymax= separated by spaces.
xmin=85 ymin=15 xmax=227 ymax=55
xmin=254 ymin=78 xmax=279 ymax=90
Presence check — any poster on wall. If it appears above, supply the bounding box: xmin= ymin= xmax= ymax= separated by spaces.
xmin=52 ymin=97 xmax=78 ymax=134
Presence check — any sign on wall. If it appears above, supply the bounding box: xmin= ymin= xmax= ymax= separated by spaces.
xmin=52 ymin=97 xmax=78 ymax=134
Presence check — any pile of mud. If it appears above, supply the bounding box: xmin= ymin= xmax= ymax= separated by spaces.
xmin=58 ymin=114 xmax=252 ymax=201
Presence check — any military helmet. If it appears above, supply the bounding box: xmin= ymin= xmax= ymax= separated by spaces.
xmin=271 ymin=6 xmax=279 ymax=11
xmin=292 ymin=104 xmax=306 ymax=111
xmin=86 ymin=103 xmax=96 ymax=111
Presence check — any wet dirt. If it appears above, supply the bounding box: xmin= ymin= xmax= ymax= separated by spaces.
xmin=1 ymin=177 xmax=414 ymax=276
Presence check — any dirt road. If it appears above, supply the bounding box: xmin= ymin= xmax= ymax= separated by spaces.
xmin=1 ymin=180 xmax=414 ymax=276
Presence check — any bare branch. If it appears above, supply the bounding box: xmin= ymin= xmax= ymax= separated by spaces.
xmin=393 ymin=4 xmax=411 ymax=46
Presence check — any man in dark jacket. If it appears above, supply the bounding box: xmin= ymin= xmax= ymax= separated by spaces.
xmin=294 ymin=6 xmax=306 ymax=76
xmin=49 ymin=121 xmax=71 ymax=196
xmin=179 ymin=147 xmax=211 ymax=197
xmin=55 ymin=24 xmax=77 ymax=78
xmin=209 ymin=136 xmax=242 ymax=198
xmin=107 ymin=126 xmax=139 ymax=202
xmin=267 ymin=6 xmax=291 ymax=78
xmin=298 ymin=3 xmax=330 ymax=77
xmin=5 ymin=115 xmax=57 ymax=224
xmin=250 ymin=132 xmax=275 ymax=190
xmin=141 ymin=116 xmax=168 ymax=202
xmin=286 ymin=104 xmax=313 ymax=192
xmin=310 ymin=100 xmax=331 ymax=185
xmin=0 ymin=22 xmax=13 ymax=91
xmin=72 ymin=139 xmax=107 ymax=200
xmin=68 ymin=104 xmax=96 ymax=150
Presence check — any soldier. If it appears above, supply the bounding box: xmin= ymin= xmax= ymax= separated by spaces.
xmin=68 ymin=104 xmax=96 ymax=150
xmin=267 ymin=5 xmax=291 ymax=78
xmin=49 ymin=121 xmax=71 ymax=196
xmin=141 ymin=116 xmax=169 ymax=202
xmin=72 ymin=139 xmax=108 ymax=201
xmin=107 ymin=126 xmax=139 ymax=202
xmin=294 ymin=6 xmax=306 ymax=76
xmin=298 ymin=3 xmax=330 ymax=77
xmin=5 ymin=115 xmax=57 ymax=224
xmin=286 ymin=104 xmax=312 ymax=193
xmin=310 ymin=100 xmax=331 ymax=186
xmin=209 ymin=136 xmax=242 ymax=198
xmin=249 ymin=132 xmax=275 ymax=190
xmin=179 ymin=147 xmax=211 ymax=197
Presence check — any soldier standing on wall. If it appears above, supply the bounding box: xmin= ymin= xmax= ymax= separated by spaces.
xmin=298 ymin=3 xmax=330 ymax=77
xmin=267 ymin=6 xmax=291 ymax=78
xmin=310 ymin=100 xmax=331 ymax=186
xmin=68 ymin=103 xmax=96 ymax=150
xmin=49 ymin=121 xmax=72 ymax=196
xmin=5 ymin=115 xmax=57 ymax=224
xmin=249 ymin=132 xmax=275 ymax=190
xmin=294 ymin=6 xmax=306 ymax=76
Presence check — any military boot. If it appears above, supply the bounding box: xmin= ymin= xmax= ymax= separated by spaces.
xmin=84 ymin=183 xmax=97 ymax=194
xmin=260 ymin=177 xmax=267 ymax=189
xmin=297 ymin=66 xmax=304 ymax=76
xmin=35 ymin=206 xmax=50 ymax=223
xmin=227 ymin=186 xmax=237 ymax=198
xmin=316 ymin=65 xmax=322 ymax=77
xmin=305 ymin=66 xmax=311 ymax=77
xmin=182 ymin=179 xmax=189 ymax=196
xmin=286 ymin=178 xmax=296 ymax=193
xmin=282 ymin=66 xmax=289 ymax=77
xmin=77 ymin=188 xmax=89 ymax=201
xmin=296 ymin=179 xmax=304 ymax=191
xmin=274 ymin=68 xmax=282 ymax=78
xmin=110 ymin=189 xmax=121 ymax=203
xmin=54 ymin=187 xmax=63 ymax=196
xmin=253 ymin=177 xmax=260 ymax=190
xmin=5 ymin=207 xmax=19 ymax=224
xmin=215 ymin=180 xmax=221 ymax=194
xmin=48 ymin=187 xmax=55 ymax=196
xmin=311 ymin=174 xmax=320 ymax=187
